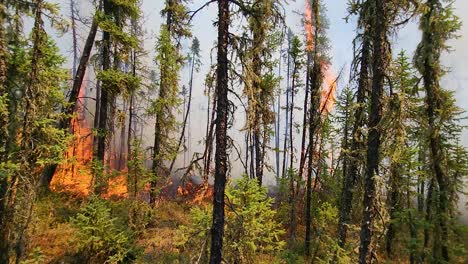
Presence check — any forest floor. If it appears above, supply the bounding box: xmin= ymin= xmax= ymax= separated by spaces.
xmin=26 ymin=190 xmax=468 ymax=264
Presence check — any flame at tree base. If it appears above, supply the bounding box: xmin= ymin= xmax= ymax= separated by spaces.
xmin=51 ymin=117 xmax=128 ymax=198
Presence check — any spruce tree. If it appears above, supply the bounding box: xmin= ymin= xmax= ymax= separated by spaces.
xmin=414 ymin=0 xmax=461 ymax=261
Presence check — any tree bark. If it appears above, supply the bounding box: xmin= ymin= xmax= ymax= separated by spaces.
xmin=420 ymin=1 xmax=450 ymax=261
xmin=338 ymin=24 xmax=370 ymax=248
xmin=96 ymin=0 xmax=110 ymax=160
xmin=209 ymin=0 xmax=229 ymax=262
xmin=359 ymin=0 xmax=387 ymax=262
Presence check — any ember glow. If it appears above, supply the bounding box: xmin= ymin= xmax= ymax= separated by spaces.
xmin=320 ymin=69 xmax=337 ymax=114
xmin=304 ymin=0 xmax=313 ymax=52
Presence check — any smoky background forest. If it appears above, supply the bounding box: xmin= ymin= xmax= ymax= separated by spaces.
xmin=0 ymin=0 xmax=467 ymax=263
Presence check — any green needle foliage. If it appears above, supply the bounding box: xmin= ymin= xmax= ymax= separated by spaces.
xmin=176 ymin=175 xmax=285 ymax=263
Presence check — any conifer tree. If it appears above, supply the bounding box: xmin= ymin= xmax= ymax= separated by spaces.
xmin=337 ymin=0 xmax=371 ymax=247
xmin=414 ymin=0 xmax=461 ymax=261
xmin=93 ymin=0 xmax=140 ymax=193
xmin=0 ymin=1 xmax=70 ymax=261
xmin=149 ymin=0 xmax=191 ymax=205
xmin=242 ymin=0 xmax=282 ymax=185
xmin=304 ymin=0 xmax=332 ymax=256
xmin=287 ymin=34 xmax=304 ymax=243
xmin=358 ymin=0 xmax=390 ymax=261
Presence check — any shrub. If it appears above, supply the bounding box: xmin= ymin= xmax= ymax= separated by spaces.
xmin=70 ymin=196 xmax=141 ymax=263
xmin=176 ymin=175 xmax=285 ymax=263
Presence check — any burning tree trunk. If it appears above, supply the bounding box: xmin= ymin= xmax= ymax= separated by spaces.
xmin=209 ymin=0 xmax=229 ymax=262
xmin=39 ymin=12 xmax=99 ymax=190
xmin=359 ymin=0 xmax=388 ymax=262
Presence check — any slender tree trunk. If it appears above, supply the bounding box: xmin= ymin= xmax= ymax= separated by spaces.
xmin=305 ymin=55 xmax=321 ymax=258
xmin=169 ymin=52 xmax=195 ymax=173
xmin=275 ymin=28 xmax=284 ymax=182
xmin=203 ymin=91 xmax=217 ymax=181
xmin=421 ymin=1 xmax=450 ymax=261
xmin=70 ymin=0 xmax=78 ymax=76
xmin=385 ymin=165 xmax=401 ymax=257
xmin=338 ymin=26 xmax=370 ymax=248
xmin=299 ymin=53 xmax=311 ymax=178
xmin=422 ymin=178 xmax=434 ymax=262
xmin=288 ymin=59 xmax=300 ymax=244
xmin=96 ymin=0 xmax=111 ymax=162
xmin=209 ymin=0 xmax=229 ymax=262
xmin=359 ymin=0 xmax=387 ymax=262
xmin=281 ymin=34 xmax=291 ymax=179
xmin=0 ymin=0 xmax=10 ymax=261
xmin=150 ymin=0 xmax=177 ymax=205
xmin=305 ymin=0 xmax=322 ymax=255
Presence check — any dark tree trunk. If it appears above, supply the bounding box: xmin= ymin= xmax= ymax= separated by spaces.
xmin=305 ymin=0 xmax=321 ymax=256
xmin=385 ymin=165 xmax=402 ymax=257
xmin=305 ymin=55 xmax=321 ymax=258
xmin=150 ymin=0 xmax=175 ymax=206
xmin=338 ymin=26 xmax=370 ymax=248
xmin=95 ymin=0 xmax=111 ymax=168
xmin=298 ymin=53 xmax=311 ymax=179
xmin=359 ymin=0 xmax=387 ymax=262
xmin=421 ymin=1 xmax=450 ymax=261
xmin=209 ymin=0 xmax=229 ymax=263
xmin=288 ymin=54 xmax=300 ymax=244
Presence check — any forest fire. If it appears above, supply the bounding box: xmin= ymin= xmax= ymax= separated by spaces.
xmin=304 ymin=0 xmax=314 ymax=51
xmin=50 ymin=75 xmax=128 ymax=198
xmin=304 ymin=0 xmax=336 ymax=114
xmin=320 ymin=69 xmax=337 ymax=114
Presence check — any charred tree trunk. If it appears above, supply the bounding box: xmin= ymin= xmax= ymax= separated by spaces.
xmin=359 ymin=0 xmax=387 ymax=262
xmin=298 ymin=53 xmax=311 ymax=179
xmin=209 ymin=0 xmax=229 ymax=262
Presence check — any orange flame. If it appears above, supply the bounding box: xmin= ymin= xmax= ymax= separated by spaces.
xmin=51 ymin=70 xmax=127 ymax=198
xmin=320 ymin=68 xmax=337 ymax=115
xmin=305 ymin=0 xmax=314 ymax=52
